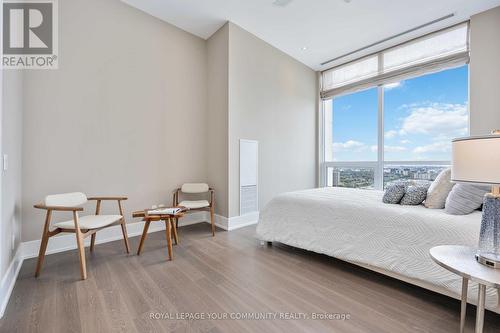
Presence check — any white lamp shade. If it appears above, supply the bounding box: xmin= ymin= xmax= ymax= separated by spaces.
xmin=451 ymin=135 xmax=500 ymax=185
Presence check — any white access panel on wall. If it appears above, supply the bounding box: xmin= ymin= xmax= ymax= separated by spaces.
xmin=240 ymin=139 xmax=258 ymax=215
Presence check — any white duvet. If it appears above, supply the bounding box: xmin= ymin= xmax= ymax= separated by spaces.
xmin=256 ymin=187 xmax=499 ymax=312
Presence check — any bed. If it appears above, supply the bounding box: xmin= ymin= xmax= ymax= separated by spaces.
xmin=256 ymin=187 xmax=500 ymax=313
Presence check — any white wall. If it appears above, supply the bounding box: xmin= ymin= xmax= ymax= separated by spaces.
xmin=22 ymin=0 xmax=208 ymax=241
xmin=227 ymin=23 xmax=317 ymax=218
xmin=470 ymin=6 xmax=500 ymax=135
xmin=207 ymin=24 xmax=229 ymax=217
xmin=0 ymin=71 xmax=23 ymax=282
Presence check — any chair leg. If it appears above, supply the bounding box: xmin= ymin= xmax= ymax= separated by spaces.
xmin=35 ymin=210 xmax=52 ymax=278
xmin=210 ymin=207 xmax=215 ymax=237
xmin=120 ymin=220 xmax=130 ymax=254
xmin=75 ymin=229 xmax=87 ymax=280
xmin=90 ymin=233 xmax=96 ymax=252
xmin=35 ymin=230 xmax=50 ymax=277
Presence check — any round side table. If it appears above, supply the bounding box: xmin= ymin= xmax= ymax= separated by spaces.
xmin=430 ymin=245 xmax=500 ymax=333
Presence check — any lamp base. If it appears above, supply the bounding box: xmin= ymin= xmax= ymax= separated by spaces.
xmin=476 ymin=252 xmax=500 ymax=269
xmin=476 ymin=193 xmax=500 ymax=269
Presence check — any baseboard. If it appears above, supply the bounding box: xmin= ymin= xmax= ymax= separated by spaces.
xmin=215 ymin=212 xmax=259 ymax=231
xmin=214 ymin=214 xmax=229 ymax=230
xmin=0 ymin=246 xmax=23 ymax=319
xmin=21 ymin=211 xmax=208 ymax=259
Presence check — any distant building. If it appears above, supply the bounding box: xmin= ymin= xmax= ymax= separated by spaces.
xmin=414 ymin=172 xmax=430 ymax=180
xmin=332 ymin=171 xmax=340 ymax=186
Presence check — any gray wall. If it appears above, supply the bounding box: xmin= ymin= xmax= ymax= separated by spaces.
xmin=207 ymin=24 xmax=229 ymax=216
xmin=470 ymin=6 xmax=500 ymax=135
xmin=22 ymin=0 xmax=208 ymax=241
xmin=1 ymin=71 xmax=23 ymax=280
xmin=227 ymin=23 xmax=317 ymax=218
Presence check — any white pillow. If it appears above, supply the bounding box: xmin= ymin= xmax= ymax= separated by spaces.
xmin=424 ymin=168 xmax=455 ymax=209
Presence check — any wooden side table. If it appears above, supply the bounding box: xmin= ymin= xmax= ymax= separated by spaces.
xmin=132 ymin=208 xmax=186 ymax=260
xmin=430 ymin=245 xmax=500 ymax=333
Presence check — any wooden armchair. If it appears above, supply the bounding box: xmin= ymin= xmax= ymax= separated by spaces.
xmin=34 ymin=192 xmax=130 ymax=280
xmin=173 ymin=183 xmax=215 ymax=236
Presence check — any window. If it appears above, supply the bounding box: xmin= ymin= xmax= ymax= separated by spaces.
xmin=322 ymin=65 xmax=469 ymax=189
xmin=320 ymin=23 xmax=469 ymax=190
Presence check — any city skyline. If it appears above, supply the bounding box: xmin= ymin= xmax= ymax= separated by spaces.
xmin=328 ymin=165 xmax=447 ymax=189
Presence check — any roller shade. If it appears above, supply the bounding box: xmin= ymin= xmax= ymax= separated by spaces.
xmin=321 ymin=22 xmax=469 ymax=99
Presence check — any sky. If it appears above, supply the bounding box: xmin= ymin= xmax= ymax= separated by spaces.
xmin=330 ymin=65 xmax=469 ymax=162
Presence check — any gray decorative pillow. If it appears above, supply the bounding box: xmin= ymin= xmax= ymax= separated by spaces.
xmin=383 ymin=183 xmax=406 ymax=204
xmin=445 ymin=184 xmax=489 ymax=215
xmin=400 ymin=185 xmax=429 ymax=205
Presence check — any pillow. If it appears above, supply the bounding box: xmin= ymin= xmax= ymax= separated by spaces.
xmin=383 ymin=183 xmax=406 ymax=204
xmin=424 ymin=168 xmax=455 ymax=209
xmin=445 ymin=184 xmax=489 ymax=215
xmin=400 ymin=184 xmax=429 ymax=205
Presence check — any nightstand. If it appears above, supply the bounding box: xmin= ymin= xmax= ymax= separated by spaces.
xmin=430 ymin=245 xmax=500 ymax=333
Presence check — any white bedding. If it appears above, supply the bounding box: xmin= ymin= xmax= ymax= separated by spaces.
xmin=256 ymin=187 xmax=499 ymax=312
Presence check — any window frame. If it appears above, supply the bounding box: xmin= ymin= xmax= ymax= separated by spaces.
xmin=319 ymin=66 xmax=469 ymax=190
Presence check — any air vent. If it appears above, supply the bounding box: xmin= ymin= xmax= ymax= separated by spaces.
xmin=272 ymin=0 xmax=293 ymax=7
xmin=240 ymin=140 xmax=258 ymax=215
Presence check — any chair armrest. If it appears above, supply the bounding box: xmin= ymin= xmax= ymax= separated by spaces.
xmin=87 ymin=196 xmax=128 ymax=201
xmin=209 ymin=189 xmax=215 ymax=206
xmin=34 ymin=204 xmax=84 ymax=212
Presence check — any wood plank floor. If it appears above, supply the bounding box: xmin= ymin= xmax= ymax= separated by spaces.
xmin=1 ymin=224 xmax=500 ymax=333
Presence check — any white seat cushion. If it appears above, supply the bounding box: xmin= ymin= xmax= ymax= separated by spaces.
xmin=179 ymin=200 xmax=210 ymax=209
xmin=53 ymin=215 xmax=122 ymax=230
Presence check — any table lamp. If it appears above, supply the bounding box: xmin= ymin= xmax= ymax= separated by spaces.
xmin=451 ymin=131 xmax=500 ymax=268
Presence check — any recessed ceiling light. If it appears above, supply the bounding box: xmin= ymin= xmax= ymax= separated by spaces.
xmin=272 ymin=0 xmax=293 ymax=7
xmin=301 ymin=47 xmax=308 ymax=51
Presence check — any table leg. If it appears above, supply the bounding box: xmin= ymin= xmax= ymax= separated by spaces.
xmin=137 ymin=220 xmax=150 ymax=255
xmin=165 ymin=218 xmax=173 ymax=260
xmin=171 ymin=218 xmax=179 ymax=245
xmin=475 ymin=284 xmax=486 ymax=333
xmin=460 ymin=277 xmax=468 ymax=333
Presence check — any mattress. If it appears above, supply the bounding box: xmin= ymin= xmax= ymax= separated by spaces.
xmin=256 ymin=187 xmax=499 ymax=312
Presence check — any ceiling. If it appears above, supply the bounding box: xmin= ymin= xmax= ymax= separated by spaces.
xmin=121 ymin=0 xmax=500 ymax=71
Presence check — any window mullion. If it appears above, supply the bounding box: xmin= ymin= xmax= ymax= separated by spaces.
xmin=375 ymin=53 xmax=385 ymax=190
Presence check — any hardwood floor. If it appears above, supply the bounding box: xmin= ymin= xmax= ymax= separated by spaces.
xmin=1 ymin=224 xmax=500 ymax=333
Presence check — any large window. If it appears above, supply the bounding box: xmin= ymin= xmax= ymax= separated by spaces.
xmin=322 ymin=65 xmax=469 ymax=189
xmin=320 ymin=23 xmax=470 ymax=189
